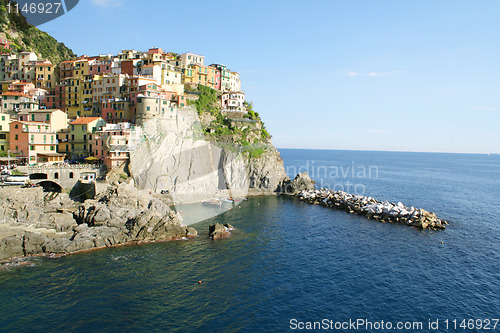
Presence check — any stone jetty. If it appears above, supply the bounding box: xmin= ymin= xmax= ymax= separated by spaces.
xmin=296 ymin=188 xmax=448 ymax=230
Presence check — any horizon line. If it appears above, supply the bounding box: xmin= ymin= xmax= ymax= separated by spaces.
xmin=275 ymin=147 xmax=498 ymax=155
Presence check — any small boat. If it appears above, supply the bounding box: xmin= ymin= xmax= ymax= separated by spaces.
xmin=3 ymin=175 xmax=29 ymax=186
xmin=202 ymin=199 xmax=222 ymax=205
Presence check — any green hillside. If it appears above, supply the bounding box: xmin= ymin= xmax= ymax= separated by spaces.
xmin=0 ymin=0 xmax=76 ymax=64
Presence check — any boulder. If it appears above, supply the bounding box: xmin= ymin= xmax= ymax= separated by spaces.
xmin=22 ymin=232 xmax=49 ymax=256
xmin=0 ymin=235 xmax=24 ymax=260
xmin=209 ymin=223 xmax=233 ymax=239
xmin=282 ymin=172 xmax=316 ymax=194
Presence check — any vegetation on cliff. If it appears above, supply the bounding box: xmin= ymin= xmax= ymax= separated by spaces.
xmin=187 ymin=84 xmax=272 ymax=158
xmin=0 ymin=0 xmax=76 ymax=64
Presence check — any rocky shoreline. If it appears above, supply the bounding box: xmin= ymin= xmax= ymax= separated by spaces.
xmin=0 ymin=183 xmax=197 ymax=262
xmin=0 ymin=169 xmax=449 ymax=263
xmin=295 ymin=187 xmax=448 ymax=230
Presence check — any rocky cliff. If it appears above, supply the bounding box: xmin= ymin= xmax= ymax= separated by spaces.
xmin=0 ymin=184 xmax=196 ymax=261
xmin=129 ymin=106 xmax=288 ymax=203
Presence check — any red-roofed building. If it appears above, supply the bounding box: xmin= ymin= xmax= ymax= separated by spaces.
xmin=0 ymin=91 xmax=38 ymax=114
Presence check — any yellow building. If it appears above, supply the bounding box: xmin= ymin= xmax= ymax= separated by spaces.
xmin=68 ymin=117 xmax=106 ymax=159
xmin=63 ymin=77 xmax=83 ymax=119
xmin=35 ymin=61 xmax=56 ymax=89
xmin=92 ymin=74 xmax=127 ymax=103
xmin=81 ymin=74 xmax=94 ymax=117
xmin=0 ymin=112 xmax=10 ymax=152
xmin=73 ymin=59 xmax=90 ymax=78
xmin=17 ymin=109 xmax=68 ymax=132
xmin=161 ymin=64 xmax=182 ymax=85
xmin=192 ymin=64 xmax=209 ymax=86
xmin=0 ymin=80 xmax=16 ymax=93
xmin=181 ymin=67 xmax=195 ymax=84
xmin=207 ymin=66 xmax=218 ymax=90
xmin=57 ymin=128 xmax=70 ymax=157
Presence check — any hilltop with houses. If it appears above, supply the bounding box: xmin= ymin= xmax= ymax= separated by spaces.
xmin=0 ymin=47 xmax=249 ymax=168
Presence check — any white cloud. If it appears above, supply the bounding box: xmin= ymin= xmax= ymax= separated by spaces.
xmin=367 ymin=72 xmax=386 ymax=77
xmin=91 ymin=0 xmax=123 ymax=7
xmin=346 ymin=71 xmax=403 ymax=77
xmin=367 ymin=71 xmax=403 ymax=77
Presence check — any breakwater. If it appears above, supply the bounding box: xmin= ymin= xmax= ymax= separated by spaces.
xmin=296 ymin=188 xmax=448 ymax=230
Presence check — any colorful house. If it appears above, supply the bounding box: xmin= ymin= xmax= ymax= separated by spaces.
xmin=34 ymin=60 xmax=56 ymax=89
xmin=9 ymin=120 xmax=57 ymax=164
xmin=211 ymin=64 xmax=231 ymax=91
xmin=61 ymin=77 xmax=83 ymax=118
xmin=16 ymin=109 xmax=68 ymax=132
xmin=179 ymin=52 xmax=205 ymax=68
xmin=160 ymin=64 xmax=182 ymax=86
xmin=59 ymin=60 xmax=76 ymax=80
xmin=101 ymin=99 xmax=132 ymax=124
xmin=0 ymin=92 xmax=39 ymax=115
xmin=0 ymin=112 xmax=10 ymax=152
xmin=91 ymin=122 xmax=137 ymax=169
xmin=229 ymin=72 xmax=241 ymax=92
xmin=221 ymin=92 xmax=246 ymax=112
xmin=68 ymin=117 xmax=106 ymax=159
xmin=207 ymin=66 xmax=220 ymax=90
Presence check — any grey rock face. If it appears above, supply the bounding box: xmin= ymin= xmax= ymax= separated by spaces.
xmin=0 ymin=184 xmax=197 ymax=261
xmin=129 ymin=109 xmax=288 ymax=200
xmin=296 ymin=188 xmax=448 ymax=230
xmin=0 ymin=235 xmax=24 ymax=259
xmin=281 ymin=172 xmax=316 ymax=194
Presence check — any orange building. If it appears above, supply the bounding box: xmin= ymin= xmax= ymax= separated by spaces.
xmin=9 ymin=120 xmax=57 ymax=164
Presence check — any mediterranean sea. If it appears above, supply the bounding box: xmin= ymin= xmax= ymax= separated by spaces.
xmin=0 ymin=149 xmax=499 ymax=332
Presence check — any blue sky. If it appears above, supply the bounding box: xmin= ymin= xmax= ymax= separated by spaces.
xmin=40 ymin=0 xmax=500 ymax=153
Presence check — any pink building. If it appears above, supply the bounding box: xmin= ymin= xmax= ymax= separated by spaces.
xmin=0 ymin=38 xmax=10 ymax=51
xmin=92 ymin=123 xmax=133 ymax=169
xmin=100 ymin=99 xmax=133 ymax=124
xmin=9 ymin=120 xmax=57 ymax=164
xmin=89 ymin=59 xmax=113 ymax=75
xmin=8 ymin=81 xmax=35 ymax=95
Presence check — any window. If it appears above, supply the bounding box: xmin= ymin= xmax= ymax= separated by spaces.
xmin=46 ymin=114 xmax=49 ymax=121
xmin=54 ymin=172 xmax=59 ymax=179
xmin=30 ymin=145 xmax=34 ymax=150
xmin=31 ymin=114 xmax=35 ymax=121
xmin=69 ymin=172 xmax=74 ymax=179
xmin=1 ymin=116 xmax=4 ymax=121
xmin=15 ymin=134 xmax=18 ymax=140
xmin=50 ymin=146 xmax=54 ymax=151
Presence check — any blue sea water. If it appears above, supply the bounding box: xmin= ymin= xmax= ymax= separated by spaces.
xmin=0 ymin=149 xmax=499 ymax=332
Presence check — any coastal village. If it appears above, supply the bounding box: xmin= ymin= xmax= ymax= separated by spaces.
xmin=0 ymin=47 xmax=247 ymax=169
